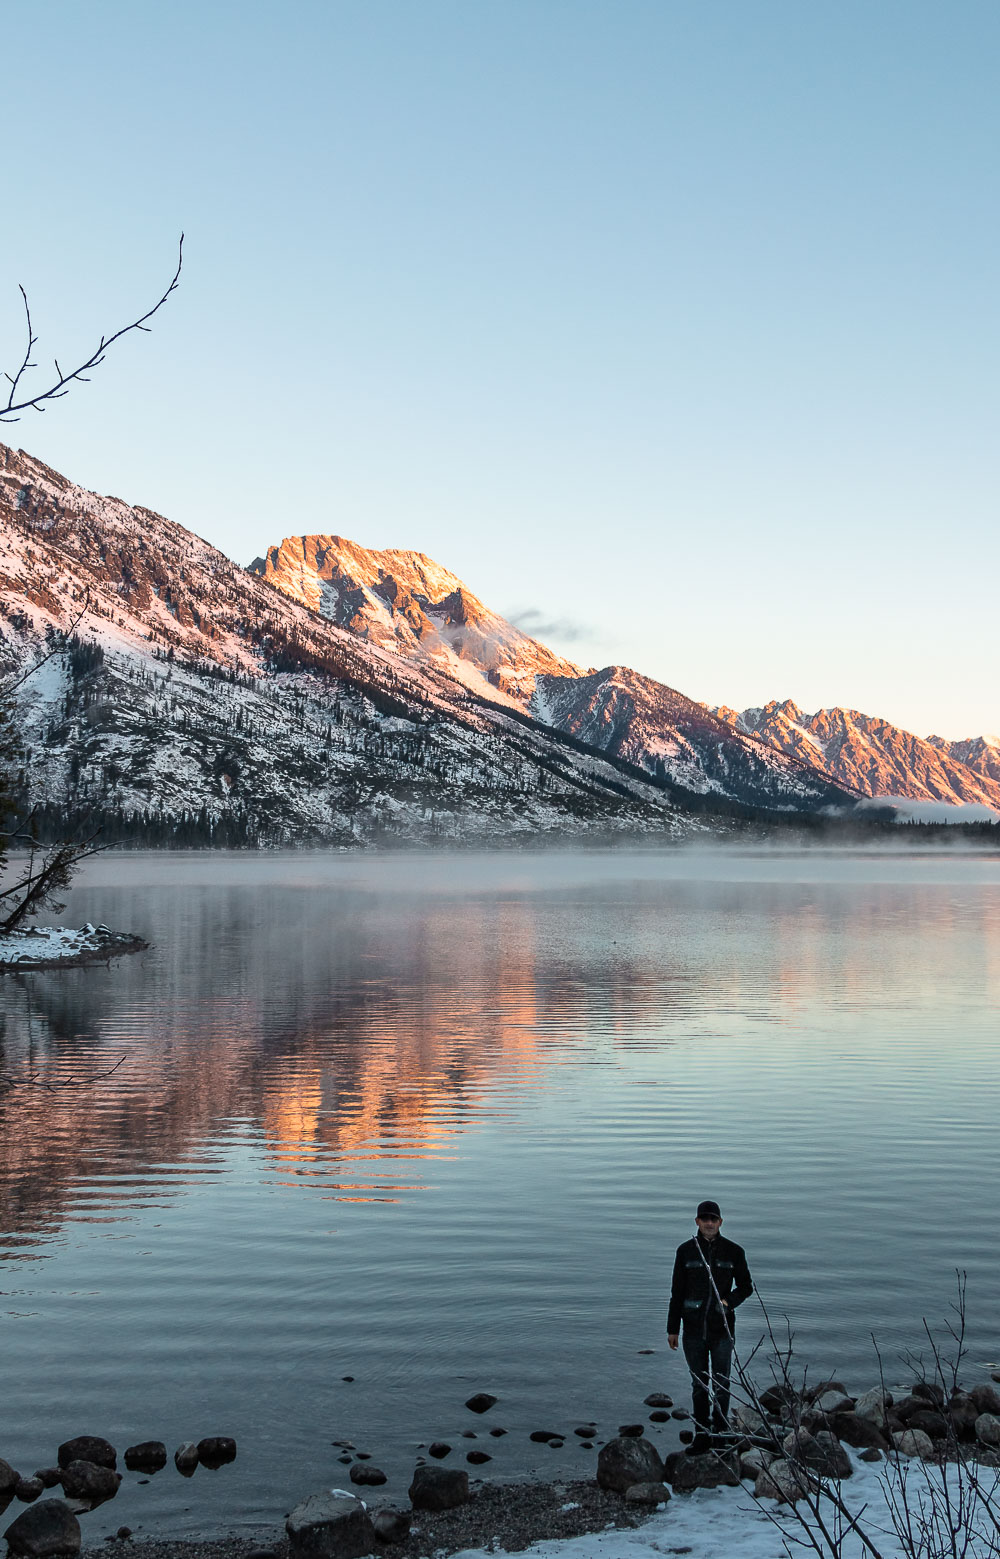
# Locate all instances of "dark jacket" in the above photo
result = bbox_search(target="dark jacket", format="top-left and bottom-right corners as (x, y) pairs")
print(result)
(666, 1232), (753, 1338)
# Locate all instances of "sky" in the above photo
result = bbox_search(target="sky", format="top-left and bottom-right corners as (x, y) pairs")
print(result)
(2, 1), (997, 739)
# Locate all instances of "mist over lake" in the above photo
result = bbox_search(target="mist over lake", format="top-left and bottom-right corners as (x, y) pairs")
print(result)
(2, 847), (999, 1539)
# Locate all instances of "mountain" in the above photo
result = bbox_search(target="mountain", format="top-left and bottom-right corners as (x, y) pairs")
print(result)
(715, 701), (1000, 812)
(249, 534), (585, 704)
(254, 533), (856, 814)
(0, 443), (704, 844)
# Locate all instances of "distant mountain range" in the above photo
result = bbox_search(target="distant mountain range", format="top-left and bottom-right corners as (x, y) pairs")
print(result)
(0, 441), (994, 844)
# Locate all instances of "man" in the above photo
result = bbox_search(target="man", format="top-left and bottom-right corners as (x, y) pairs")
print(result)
(667, 1200), (753, 1455)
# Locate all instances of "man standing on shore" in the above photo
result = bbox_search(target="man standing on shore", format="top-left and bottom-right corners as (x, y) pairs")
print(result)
(667, 1200), (753, 1456)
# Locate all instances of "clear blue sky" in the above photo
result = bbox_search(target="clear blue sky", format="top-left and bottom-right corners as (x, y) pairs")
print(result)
(3, 1), (997, 738)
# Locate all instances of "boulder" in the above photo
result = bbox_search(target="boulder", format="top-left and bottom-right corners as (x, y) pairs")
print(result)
(815, 1391), (854, 1417)
(407, 1466), (469, 1511)
(427, 1443), (451, 1459)
(806, 1380), (847, 1404)
(975, 1414), (1000, 1448)
(529, 1432), (560, 1444)
(755, 1459), (818, 1504)
(596, 1437), (665, 1494)
(859, 1448), (882, 1463)
(465, 1394), (498, 1414)
(196, 1438), (236, 1467)
(173, 1444), (199, 1474)
(3, 1500), (81, 1557)
(58, 1463), (121, 1504)
(949, 1393), (980, 1437)
(912, 1381), (945, 1406)
(371, 1509), (411, 1544)
(643, 1394), (673, 1408)
(739, 1446), (777, 1478)
(830, 1413), (889, 1452)
(348, 1464), (386, 1486)
(797, 1431), (853, 1480)
(647, 1412), (671, 1424)
(730, 1403), (767, 1436)
(669, 1451), (741, 1492)
(123, 1444), (167, 1473)
(617, 1424), (644, 1438)
(31, 1477), (60, 1494)
(466, 1452), (491, 1465)
(14, 1481), (43, 1504)
(759, 1384), (799, 1417)
(895, 1394), (932, 1423)
(893, 1429), (935, 1460)
(970, 1385), (1000, 1417)
(56, 1440), (116, 1473)
(0, 1464), (19, 1497)
(625, 1482), (671, 1505)
(907, 1410), (948, 1439)
(854, 1388), (892, 1426)
(285, 1492), (376, 1559)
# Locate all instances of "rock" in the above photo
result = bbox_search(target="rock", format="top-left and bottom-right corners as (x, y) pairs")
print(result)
(56, 1441), (116, 1473)
(949, 1393), (980, 1437)
(755, 1459), (818, 1503)
(970, 1385), (1000, 1416)
(730, 1403), (767, 1436)
(893, 1429), (935, 1460)
(460, 1432), (477, 1440)
(907, 1410), (948, 1438)
(647, 1411), (671, 1423)
(196, 1438), (236, 1467)
(407, 1465), (469, 1511)
(14, 1481), (43, 1505)
(285, 1492), (376, 1559)
(815, 1391), (854, 1416)
(670, 1409), (689, 1420)
(895, 1394), (932, 1423)
(625, 1482), (671, 1505)
(830, 1413), (889, 1451)
(617, 1424), (644, 1438)
(348, 1464), (386, 1486)
(427, 1443), (451, 1460)
(58, 1463), (121, 1504)
(547, 1441), (564, 1449)
(670, 1451), (741, 1491)
(529, 1431), (560, 1444)
(859, 1448), (882, 1463)
(794, 1431), (853, 1479)
(976, 1414), (1000, 1448)
(912, 1381), (945, 1406)
(464, 1394), (498, 1414)
(643, 1394), (673, 1408)
(3, 1500), (81, 1557)
(0, 1464), (20, 1497)
(466, 1452), (491, 1465)
(596, 1436), (665, 1494)
(739, 1446), (777, 1478)
(173, 1444), (199, 1474)
(759, 1384), (799, 1416)
(123, 1445), (167, 1473)
(371, 1509), (411, 1544)
(806, 1380), (847, 1404)
(115, 1528), (131, 1540)
(31, 1476), (61, 1494)
(573, 1427), (596, 1438)
(488, 1429), (507, 1438)
(853, 1388), (892, 1427)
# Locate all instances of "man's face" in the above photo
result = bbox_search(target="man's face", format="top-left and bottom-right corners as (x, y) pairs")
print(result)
(696, 1214), (722, 1240)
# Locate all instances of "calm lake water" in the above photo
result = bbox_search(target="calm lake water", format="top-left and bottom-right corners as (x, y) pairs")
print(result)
(2, 847), (999, 1538)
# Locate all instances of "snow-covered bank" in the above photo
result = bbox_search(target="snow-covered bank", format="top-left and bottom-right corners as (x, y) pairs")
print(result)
(0, 922), (147, 970)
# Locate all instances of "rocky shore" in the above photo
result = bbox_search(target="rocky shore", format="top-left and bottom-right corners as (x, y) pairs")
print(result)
(0, 924), (148, 972)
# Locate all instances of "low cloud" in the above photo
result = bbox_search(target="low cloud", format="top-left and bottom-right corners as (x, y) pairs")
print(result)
(507, 607), (595, 645)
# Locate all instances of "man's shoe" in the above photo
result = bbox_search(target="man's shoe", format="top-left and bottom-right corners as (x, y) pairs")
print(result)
(685, 1433), (711, 1457)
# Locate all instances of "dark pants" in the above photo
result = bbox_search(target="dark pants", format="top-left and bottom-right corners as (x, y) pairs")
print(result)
(682, 1329), (734, 1434)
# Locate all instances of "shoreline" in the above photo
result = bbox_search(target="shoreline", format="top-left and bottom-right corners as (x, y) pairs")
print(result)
(0, 925), (148, 972)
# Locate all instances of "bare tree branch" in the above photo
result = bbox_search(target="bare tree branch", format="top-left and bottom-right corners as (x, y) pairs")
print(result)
(1, 236), (183, 423)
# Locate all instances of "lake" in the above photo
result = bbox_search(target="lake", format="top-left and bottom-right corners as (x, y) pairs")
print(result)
(2, 847), (999, 1538)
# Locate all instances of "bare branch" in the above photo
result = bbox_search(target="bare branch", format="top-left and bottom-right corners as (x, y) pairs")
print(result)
(1, 236), (183, 423)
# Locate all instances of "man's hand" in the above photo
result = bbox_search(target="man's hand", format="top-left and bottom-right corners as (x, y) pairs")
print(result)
(667, 1333), (679, 1350)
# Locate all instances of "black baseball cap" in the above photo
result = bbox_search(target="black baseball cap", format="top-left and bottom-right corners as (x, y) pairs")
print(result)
(697, 1200), (722, 1220)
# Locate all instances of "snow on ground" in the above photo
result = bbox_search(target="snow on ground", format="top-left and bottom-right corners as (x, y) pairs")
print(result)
(448, 1454), (1000, 1559)
(0, 923), (143, 968)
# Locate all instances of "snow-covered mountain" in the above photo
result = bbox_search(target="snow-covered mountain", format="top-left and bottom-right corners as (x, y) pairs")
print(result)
(249, 534), (585, 705)
(715, 701), (1000, 812)
(254, 533), (855, 813)
(0, 444), (704, 844)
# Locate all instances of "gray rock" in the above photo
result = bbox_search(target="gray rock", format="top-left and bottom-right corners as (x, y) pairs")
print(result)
(815, 1391), (854, 1416)
(529, 1432), (560, 1444)
(31, 1476), (61, 1494)
(971, 1385), (1000, 1417)
(465, 1452), (491, 1465)
(624, 1482), (671, 1505)
(799, 1431), (853, 1479)
(755, 1459), (819, 1504)
(617, 1424), (645, 1438)
(596, 1437), (665, 1494)
(407, 1466), (469, 1511)
(806, 1380), (847, 1404)
(58, 1463), (121, 1504)
(285, 1493), (376, 1559)
(427, 1443), (451, 1459)
(976, 1414), (1000, 1448)
(0, 1463), (20, 1497)
(643, 1394), (673, 1408)
(647, 1411), (671, 1424)
(853, 1388), (891, 1426)
(3, 1500), (81, 1557)
(464, 1394), (498, 1414)
(893, 1429), (935, 1460)
(670, 1451), (741, 1491)
(14, 1481), (43, 1504)
(908, 1410), (948, 1438)
(196, 1438), (236, 1467)
(56, 1440), (116, 1473)
(573, 1427), (596, 1438)
(831, 1413), (889, 1451)
(759, 1384), (799, 1416)
(912, 1381), (945, 1406)
(173, 1444), (199, 1474)
(123, 1444), (167, 1473)
(739, 1446), (777, 1477)
(348, 1464), (386, 1486)
(730, 1403), (767, 1436)
(949, 1393), (980, 1436)
(371, 1509), (411, 1543)
(859, 1448), (883, 1462)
